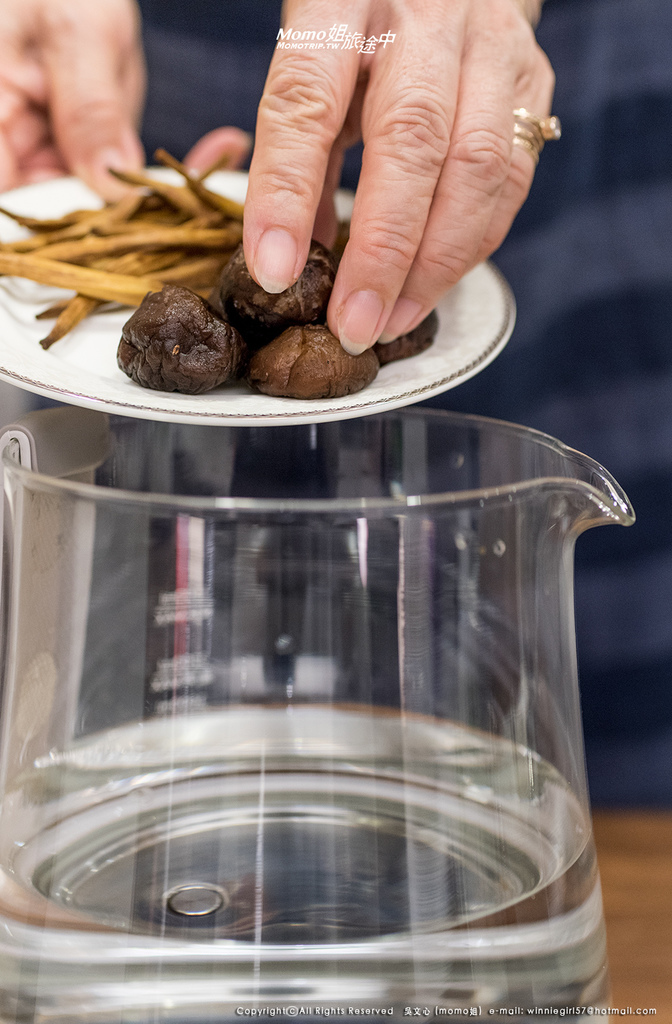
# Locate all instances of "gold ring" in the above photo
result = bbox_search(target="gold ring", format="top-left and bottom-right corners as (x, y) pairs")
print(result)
(513, 108), (561, 165)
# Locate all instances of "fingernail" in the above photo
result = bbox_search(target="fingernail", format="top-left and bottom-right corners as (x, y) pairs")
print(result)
(254, 228), (298, 293)
(338, 290), (385, 355)
(378, 298), (423, 343)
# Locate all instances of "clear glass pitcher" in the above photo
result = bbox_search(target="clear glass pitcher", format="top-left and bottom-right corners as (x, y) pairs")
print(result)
(0, 407), (634, 1023)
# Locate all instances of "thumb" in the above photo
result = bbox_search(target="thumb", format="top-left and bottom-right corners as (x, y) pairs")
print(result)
(40, 11), (144, 197)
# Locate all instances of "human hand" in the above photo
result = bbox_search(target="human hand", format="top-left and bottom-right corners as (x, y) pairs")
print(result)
(0, 0), (145, 199)
(243, 0), (555, 351)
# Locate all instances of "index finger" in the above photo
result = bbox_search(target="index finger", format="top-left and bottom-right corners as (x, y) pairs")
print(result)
(244, 10), (364, 293)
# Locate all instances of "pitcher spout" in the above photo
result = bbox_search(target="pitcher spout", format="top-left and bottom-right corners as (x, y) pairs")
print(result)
(549, 445), (635, 532)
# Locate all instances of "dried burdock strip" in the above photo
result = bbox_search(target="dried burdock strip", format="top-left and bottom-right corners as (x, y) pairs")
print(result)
(92, 212), (220, 236)
(36, 300), (71, 320)
(196, 150), (235, 181)
(0, 207), (85, 232)
(153, 148), (198, 180)
(98, 249), (187, 276)
(97, 190), (147, 224)
(8, 193), (147, 253)
(0, 252), (163, 305)
(33, 224), (242, 263)
(108, 168), (205, 218)
(154, 149), (245, 221)
(40, 295), (101, 349)
(11, 225), (94, 253)
(35, 250), (188, 329)
(157, 254), (231, 288)
(37, 299), (125, 320)
(183, 178), (245, 222)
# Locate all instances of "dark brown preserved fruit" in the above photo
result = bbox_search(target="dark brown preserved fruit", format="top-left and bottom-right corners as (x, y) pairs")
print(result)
(373, 309), (439, 366)
(218, 240), (337, 348)
(248, 324), (380, 400)
(117, 285), (247, 394)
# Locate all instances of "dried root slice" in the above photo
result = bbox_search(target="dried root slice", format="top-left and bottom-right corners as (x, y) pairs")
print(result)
(32, 224), (242, 264)
(195, 149), (237, 181)
(158, 254), (232, 289)
(154, 149), (245, 221)
(40, 295), (101, 349)
(9, 193), (146, 252)
(108, 168), (205, 218)
(0, 251), (163, 305)
(34, 253), (230, 340)
(0, 206), (87, 232)
(89, 249), (187, 277)
(36, 301), (71, 321)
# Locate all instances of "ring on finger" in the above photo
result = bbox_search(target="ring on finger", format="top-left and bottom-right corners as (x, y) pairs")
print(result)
(513, 108), (561, 165)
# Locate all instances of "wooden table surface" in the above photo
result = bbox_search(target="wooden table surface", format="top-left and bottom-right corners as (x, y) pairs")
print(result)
(593, 811), (672, 1018)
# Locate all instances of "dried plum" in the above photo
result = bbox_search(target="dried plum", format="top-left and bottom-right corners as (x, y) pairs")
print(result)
(118, 285), (247, 394)
(218, 240), (337, 348)
(247, 324), (379, 400)
(373, 309), (439, 366)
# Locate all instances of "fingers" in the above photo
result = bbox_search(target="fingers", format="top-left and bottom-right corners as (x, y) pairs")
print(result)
(375, 31), (516, 341)
(244, 2), (365, 293)
(326, 18), (461, 353)
(476, 49), (555, 261)
(247, 0), (555, 356)
(38, 0), (145, 198)
(184, 127), (253, 175)
(378, 9), (554, 341)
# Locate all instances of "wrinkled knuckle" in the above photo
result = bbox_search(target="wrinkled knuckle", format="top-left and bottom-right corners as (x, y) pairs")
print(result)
(376, 95), (450, 172)
(416, 245), (470, 289)
(357, 223), (418, 273)
(257, 163), (319, 209)
(261, 58), (342, 141)
(451, 125), (511, 185)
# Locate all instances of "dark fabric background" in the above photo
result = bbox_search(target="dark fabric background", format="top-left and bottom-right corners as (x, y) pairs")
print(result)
(137, 0), (672, 806)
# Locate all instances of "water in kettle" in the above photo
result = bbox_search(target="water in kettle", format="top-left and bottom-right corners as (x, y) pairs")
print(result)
(0, 706), (609, 1022)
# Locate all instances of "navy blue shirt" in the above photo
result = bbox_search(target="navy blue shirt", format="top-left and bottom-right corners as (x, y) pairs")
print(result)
(137, 0), (672, 806)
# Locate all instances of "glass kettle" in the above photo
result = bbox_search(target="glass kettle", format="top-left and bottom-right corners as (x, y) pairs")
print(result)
(0, 406), (634, 1022)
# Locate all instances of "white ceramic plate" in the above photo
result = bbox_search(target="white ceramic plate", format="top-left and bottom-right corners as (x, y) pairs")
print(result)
(0, 171), (515, 425)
